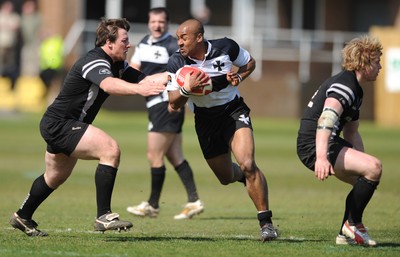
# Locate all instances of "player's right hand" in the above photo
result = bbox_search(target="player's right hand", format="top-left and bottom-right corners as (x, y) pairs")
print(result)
(138, 80), (166, 96)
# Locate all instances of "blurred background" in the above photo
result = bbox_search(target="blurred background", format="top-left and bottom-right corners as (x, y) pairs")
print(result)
(1, 0), (400, 127)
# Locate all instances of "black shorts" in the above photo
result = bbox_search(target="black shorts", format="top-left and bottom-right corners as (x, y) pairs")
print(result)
(296, 134), (353, 171)
(148, 101), (184, 133)
(40, 116), (89, 156)
(194, 97), (252, 159)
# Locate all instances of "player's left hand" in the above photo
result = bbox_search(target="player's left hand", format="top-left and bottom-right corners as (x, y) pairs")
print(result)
(184, 69), (210, 92)
(227, 72), (241, 86)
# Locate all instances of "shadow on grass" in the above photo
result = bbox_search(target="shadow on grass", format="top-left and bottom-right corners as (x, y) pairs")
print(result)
(198, 216), (254, 220)
(103, 235), (328, 243)
(274, 238), (400, 248)
(18, 231), (400, 249)
(105, 236), (217, 242)
(374, 242), (400, 248)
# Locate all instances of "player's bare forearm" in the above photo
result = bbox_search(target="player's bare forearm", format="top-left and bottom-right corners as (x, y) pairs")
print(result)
(237, 56), (256, 80)
(168, 90), (188, 110)
(140, 72), (169, 86)
(315, 129), (335, 180)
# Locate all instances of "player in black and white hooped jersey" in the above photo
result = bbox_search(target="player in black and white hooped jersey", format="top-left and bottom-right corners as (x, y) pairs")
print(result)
(297, 35), (383, 246)
(9, 18), (167, 237)
(126, 7), (204, 220)
(166, 19), (278, 242)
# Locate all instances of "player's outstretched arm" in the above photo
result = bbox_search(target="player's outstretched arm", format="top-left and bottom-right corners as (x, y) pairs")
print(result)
(100, 77), (165, 97)
(140, 72), (169, 86)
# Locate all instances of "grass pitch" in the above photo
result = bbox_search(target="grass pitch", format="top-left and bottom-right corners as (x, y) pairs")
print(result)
(0, 110), (399, 257)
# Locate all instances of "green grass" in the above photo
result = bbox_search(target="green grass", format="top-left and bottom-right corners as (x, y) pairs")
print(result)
(0, 110), (399, 257)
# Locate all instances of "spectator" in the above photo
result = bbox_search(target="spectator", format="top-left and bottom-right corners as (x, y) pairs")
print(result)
(0, 0), (21, 90)
(20, 0), (41, 77)
(39, 28), (64, 103)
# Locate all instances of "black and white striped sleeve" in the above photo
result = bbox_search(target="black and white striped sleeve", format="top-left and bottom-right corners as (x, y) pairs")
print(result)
(82, 59), (113, 86)
(326, 83), (355, 108)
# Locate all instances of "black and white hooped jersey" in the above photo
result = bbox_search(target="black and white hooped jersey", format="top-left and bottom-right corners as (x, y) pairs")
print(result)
(44, 47), (145, 124)
(131, 33), (178, 75)
(298, 70), (363, 138)
(130, 33), (178, 105)
(166, 37), (251, 108)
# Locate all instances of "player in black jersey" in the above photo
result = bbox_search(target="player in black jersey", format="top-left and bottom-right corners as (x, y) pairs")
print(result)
(126, 7), (204, 220)
(297, 35), (383, 246)
(166, 19), (278, 242)
(9, 18), (167, 236)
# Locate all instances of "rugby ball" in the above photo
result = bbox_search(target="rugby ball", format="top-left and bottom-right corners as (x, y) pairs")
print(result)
(175, 66), (212, 96)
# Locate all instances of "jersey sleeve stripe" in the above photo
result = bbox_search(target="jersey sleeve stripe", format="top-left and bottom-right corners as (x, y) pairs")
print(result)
(82, 59), (110, 71)
(327, 83), (355, 105)
(82, 59), (111, 78)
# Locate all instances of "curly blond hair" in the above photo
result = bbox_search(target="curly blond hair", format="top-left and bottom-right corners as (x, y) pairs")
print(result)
(341, 35), (383, 71)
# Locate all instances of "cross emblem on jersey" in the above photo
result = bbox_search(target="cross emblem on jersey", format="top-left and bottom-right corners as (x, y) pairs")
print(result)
(238, 114), (250, 125)
(154, 50), (161, 59)
(213, 60), (225, 71)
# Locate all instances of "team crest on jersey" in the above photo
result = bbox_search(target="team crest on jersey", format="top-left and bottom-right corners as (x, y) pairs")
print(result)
(99, 68), (111, 75)
(238, 114), (250, 125)
(212, 60), (225, 71)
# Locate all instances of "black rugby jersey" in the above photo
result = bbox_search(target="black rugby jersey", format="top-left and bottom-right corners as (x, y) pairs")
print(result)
(44, 47), (145, 123)
(298, 70), (363, 138)
(131, 33), (178, 105)
(166, 37), (251, 108)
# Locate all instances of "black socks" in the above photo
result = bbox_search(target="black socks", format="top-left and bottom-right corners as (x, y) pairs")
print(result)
(348, 177), (379, 224)
(258, 210), (273, 227)
(148, 166), (166, 208)
(175, 160), (199, 203)
(339, 176), (379, 234)
(95, 164), (117, 217)
(17, 174), (54, 220)
(17, 164), (119, 220)
(339, 189), (353, 235)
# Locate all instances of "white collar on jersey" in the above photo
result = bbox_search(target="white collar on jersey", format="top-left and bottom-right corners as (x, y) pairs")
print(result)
(147, 32), (172, 45)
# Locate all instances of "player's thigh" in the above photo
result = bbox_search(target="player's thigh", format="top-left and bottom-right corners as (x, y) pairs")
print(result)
(72, 124), (119, 160)
(165, 133), (184, 166)
(334, 147), (381, 182)
(148, 132), (174, 153)
(231, 127), (255, 166)
(206, 153), (234, 184)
